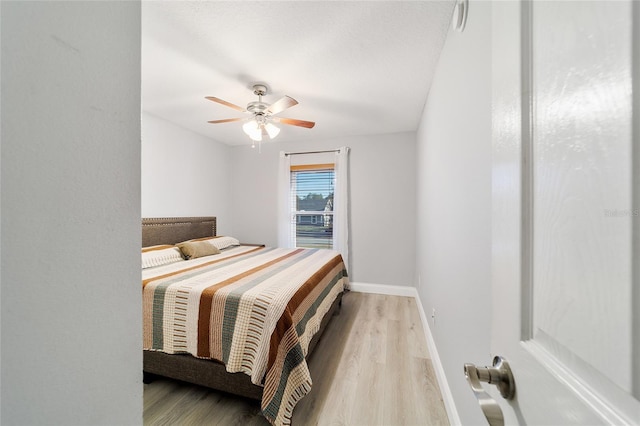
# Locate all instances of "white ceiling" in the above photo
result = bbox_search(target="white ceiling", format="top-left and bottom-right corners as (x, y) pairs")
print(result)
(142, 1), (455, 146)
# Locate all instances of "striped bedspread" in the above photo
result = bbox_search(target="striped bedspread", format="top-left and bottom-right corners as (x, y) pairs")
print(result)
(142, 245), (348, 425)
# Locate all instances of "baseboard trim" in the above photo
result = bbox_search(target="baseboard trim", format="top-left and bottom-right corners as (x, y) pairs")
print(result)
(348, 281), (460, 425)
(414, 293), (461, 426)
(348, 282), (417, 297)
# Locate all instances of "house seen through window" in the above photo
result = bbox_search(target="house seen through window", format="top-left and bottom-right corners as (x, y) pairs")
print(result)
(290, 164), (334, 249)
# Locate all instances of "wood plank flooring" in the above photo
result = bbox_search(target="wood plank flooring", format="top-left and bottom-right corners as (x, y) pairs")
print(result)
(144, 292), (449, 426)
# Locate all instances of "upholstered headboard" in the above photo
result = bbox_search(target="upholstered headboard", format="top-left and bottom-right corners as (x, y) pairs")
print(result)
(141, 217), (217, 247)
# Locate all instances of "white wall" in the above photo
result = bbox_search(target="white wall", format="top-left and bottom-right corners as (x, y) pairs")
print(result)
(1, 2), (142, 424)
(416, 1), (492, 424)
(141, 112), (234, 236)
(231, 133), (416, 286)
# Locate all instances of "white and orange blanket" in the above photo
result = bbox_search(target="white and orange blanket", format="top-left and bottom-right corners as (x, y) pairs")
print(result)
(142, 245), (348, 425)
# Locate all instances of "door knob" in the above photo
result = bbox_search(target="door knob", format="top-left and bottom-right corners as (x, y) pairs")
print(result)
(464, 356), (515, 426)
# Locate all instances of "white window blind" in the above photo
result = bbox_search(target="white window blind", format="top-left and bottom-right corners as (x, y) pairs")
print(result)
(289, 164), (335, 249)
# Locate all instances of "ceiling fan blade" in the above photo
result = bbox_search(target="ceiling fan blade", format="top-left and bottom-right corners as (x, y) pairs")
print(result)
(207, 117), (244, 124)
(266, 96), (298, 115)
(277, 117), (316, 129)
(205, 96), (246, 112)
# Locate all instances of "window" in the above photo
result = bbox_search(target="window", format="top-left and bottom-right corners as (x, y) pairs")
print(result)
(289, 164), (334, 249)
(278, 148), (349, 271)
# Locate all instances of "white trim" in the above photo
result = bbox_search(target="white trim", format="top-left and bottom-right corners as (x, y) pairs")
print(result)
(414, 292), (461, 426)
(348, 282), (417, 297)
(348, 281), (461, 425)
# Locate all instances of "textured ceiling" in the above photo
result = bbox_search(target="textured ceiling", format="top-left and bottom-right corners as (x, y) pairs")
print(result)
(142, 1), (455, 146)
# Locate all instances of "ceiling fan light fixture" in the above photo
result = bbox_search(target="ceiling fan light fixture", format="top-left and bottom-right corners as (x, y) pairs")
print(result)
(242, 120), (262, 141)
(264, 122), (280, 139)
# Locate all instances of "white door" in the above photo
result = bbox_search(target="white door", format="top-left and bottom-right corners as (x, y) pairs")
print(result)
(487, 1), (640, 424)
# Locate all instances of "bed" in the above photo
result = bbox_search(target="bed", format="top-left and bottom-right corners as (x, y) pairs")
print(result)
(141, 217), (348, 425)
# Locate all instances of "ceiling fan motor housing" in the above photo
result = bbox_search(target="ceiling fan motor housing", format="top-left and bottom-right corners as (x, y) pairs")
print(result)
(247, 84), (269, 113)
(247, 101), (268, 114)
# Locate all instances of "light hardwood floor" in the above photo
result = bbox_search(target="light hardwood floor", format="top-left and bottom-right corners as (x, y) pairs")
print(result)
(144, 292), (449, 426)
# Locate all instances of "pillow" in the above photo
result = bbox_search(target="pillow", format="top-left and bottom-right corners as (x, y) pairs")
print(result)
(142, 245), (184, 269)
(176, 241), (221, 260)
(185, 236), (241, 250)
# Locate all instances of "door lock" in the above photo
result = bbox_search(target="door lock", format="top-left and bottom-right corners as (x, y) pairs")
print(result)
(464, 356), (515, 426)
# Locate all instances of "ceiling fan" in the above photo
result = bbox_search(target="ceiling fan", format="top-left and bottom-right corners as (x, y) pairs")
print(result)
(206, 84), (315, 143)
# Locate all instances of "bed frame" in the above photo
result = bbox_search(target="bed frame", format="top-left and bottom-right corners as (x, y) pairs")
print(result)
(142, 216), (343, 401)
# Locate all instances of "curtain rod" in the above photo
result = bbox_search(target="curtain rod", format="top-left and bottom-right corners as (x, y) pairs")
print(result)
(284, 148), (342, 157)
